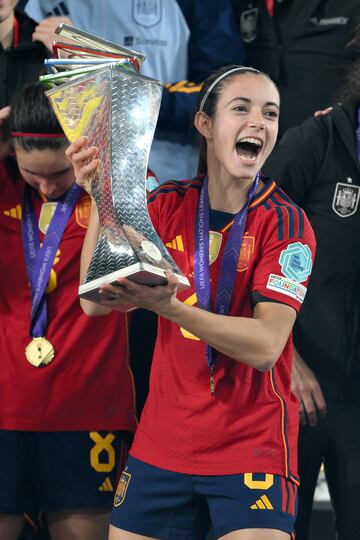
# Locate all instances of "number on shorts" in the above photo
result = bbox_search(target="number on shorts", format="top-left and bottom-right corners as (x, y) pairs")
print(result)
(244, 473), (274, 490)
(89, 432), (116, 473)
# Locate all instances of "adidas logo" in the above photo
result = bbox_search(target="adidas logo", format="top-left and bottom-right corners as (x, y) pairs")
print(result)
(4, 204), (22, 220)
(166, 235), (184, 252)
(98, 476), (114, 492)
(250, 494), (274, 510)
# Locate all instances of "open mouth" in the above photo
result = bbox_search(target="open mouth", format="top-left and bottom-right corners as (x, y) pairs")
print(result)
(235, 137), (263, 162)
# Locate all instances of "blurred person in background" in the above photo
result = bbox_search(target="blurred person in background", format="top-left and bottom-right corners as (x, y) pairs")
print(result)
(263, 24), (360, 540)
(232, 0), (360, 136)
(0, 0), (49, 108)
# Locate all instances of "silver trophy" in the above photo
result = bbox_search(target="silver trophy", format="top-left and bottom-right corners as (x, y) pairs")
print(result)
(45, 25), (189, 310)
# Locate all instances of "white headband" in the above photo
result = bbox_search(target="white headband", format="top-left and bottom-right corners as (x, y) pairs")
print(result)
(199, 66), (262, 113)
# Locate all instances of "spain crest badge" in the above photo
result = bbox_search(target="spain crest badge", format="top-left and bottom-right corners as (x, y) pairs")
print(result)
(114, 469), (132, 507)
(332, 182), (360, 218)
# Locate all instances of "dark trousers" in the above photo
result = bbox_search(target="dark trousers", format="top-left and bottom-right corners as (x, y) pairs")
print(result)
(129, 309), (157, 417)
(295, 401), (360, 540)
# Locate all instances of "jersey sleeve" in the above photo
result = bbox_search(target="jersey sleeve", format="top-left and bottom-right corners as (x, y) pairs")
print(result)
(157, 0), (245, 133)
(251, 207), (316, 313)
(147, 190), (160, 235)
(263, 115), (327, 205)
(146, 181), (177, 237)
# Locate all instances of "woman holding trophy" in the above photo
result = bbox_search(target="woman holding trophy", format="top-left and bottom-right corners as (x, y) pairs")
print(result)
(68, 66), (316, 540)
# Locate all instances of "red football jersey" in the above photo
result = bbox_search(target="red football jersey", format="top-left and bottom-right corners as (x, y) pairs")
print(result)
(0, 160), (137, 432)
(130, 177), (316, 479)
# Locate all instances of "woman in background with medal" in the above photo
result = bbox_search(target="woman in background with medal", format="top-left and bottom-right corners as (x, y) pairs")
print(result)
(0, 83), (136, 540)
(69, 65), (316, 540)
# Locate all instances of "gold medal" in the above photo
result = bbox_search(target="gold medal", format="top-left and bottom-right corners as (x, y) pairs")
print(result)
(25, 337), (55, 367)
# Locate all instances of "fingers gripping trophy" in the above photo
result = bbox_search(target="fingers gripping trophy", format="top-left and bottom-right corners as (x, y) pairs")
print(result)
(43, 25), (189, 310)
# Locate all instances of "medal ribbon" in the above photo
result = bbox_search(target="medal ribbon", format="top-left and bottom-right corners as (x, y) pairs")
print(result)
(194, 174), (260, 375)
(22, 183), (81, 338)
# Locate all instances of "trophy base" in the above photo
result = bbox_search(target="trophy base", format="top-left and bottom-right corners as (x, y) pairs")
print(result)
(79, 262), (190, 312)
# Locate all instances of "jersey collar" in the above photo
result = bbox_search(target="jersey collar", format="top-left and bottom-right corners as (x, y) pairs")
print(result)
(220, 178), (277, 232)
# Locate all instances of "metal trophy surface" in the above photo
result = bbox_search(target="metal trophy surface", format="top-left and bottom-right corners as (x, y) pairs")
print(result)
(44, 25), (190, 310)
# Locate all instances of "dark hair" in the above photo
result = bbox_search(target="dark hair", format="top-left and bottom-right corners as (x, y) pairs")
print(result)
(337, 24), (360, 104)
(337, 58), (360, 104)
(9, 83), (67, 152)
(195, 65), (277, 176)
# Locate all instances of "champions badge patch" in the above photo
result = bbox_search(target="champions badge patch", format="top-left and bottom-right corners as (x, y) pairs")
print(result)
(114, 469), (132, 507)
(279, 242), (312, 283)
(267, 274), (306, 303)
(209, 231), (222, 265)
(332, 182), (360, 217)
(38, 202), (57, 234)
(132, 0), (162, 28)
(240, 8), (259, 43)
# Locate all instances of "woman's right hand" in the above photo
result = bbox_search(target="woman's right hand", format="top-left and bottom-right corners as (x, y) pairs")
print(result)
(292, 346), (327, 426)
(32, 15), (74, 53)
(65, 136), (100, 196)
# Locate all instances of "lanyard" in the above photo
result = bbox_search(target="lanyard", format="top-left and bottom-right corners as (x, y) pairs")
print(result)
(21, 183), (80, 338)
(13, 16), (19, 48)
(265, 0), (275, 17)
(194, 174), (260, 394)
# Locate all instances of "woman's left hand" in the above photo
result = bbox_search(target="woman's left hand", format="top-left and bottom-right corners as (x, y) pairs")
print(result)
(99, 269), (180, 316)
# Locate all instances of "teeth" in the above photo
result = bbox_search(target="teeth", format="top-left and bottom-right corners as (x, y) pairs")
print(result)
(238, 137), (262, 147)
(239, 154), (257, 162)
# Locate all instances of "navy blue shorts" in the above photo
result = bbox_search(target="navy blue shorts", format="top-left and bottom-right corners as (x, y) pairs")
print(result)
(110, 456), (297, 539)
(0, 430), (130, 514)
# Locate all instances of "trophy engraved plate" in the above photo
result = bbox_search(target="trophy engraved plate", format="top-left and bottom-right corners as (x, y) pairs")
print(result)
(46, 57), (189, 310)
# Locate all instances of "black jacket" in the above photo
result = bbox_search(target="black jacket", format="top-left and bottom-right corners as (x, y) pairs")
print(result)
(264, 102), (360, 401)
(232, 0), (360, 135)
(0, 9), (49, 108)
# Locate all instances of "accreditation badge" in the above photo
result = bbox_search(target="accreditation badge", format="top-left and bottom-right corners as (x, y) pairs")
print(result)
(25, 337), (55, 367)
